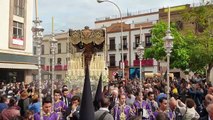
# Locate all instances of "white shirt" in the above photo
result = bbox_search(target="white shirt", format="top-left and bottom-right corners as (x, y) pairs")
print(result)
(99, 107), (109, 112)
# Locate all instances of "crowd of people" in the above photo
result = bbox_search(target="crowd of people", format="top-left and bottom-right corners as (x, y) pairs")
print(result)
(0, 76), (212, 120)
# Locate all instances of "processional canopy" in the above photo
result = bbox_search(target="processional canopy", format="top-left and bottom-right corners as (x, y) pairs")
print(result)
(65, 26), (108, 87)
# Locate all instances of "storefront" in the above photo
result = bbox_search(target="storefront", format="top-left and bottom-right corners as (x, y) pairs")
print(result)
(0, 53), (42, 84)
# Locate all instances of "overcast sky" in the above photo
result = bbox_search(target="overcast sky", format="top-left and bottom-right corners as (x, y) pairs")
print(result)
(37, 0), (202, 34)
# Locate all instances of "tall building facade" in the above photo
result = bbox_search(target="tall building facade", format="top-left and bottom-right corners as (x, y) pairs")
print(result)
(95, 8), (159, 80)
(0, 0), (36, 83)
(40, 33), (72, 81)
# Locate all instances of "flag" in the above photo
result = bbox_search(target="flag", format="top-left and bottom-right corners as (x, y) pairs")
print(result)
(79, 66), (95, 120)
(93, 73), (103, 111)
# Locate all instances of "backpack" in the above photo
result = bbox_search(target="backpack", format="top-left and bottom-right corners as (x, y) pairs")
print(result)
(98, 111), (108, 120)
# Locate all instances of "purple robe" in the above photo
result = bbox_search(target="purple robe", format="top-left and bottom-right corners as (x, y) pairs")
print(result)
(34, 112), (59, 120)
(67, 93), (73, 99)
(133, 100), (153, 119)
(54, 100), (67, 113)
(112, 104), (133, 120)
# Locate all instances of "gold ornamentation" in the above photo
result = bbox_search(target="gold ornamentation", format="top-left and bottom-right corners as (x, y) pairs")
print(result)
(69, 26), (105, 45)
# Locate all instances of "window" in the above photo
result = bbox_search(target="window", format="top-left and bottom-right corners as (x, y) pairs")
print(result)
(14, 0), (25, 17)
(134, 35), (140, 49)
(56, 74), (62, 80)
(109, 37), (116, 50)
(41, 45), (44, 55)
(123, 36), (128, 49)
(49, 58), (52, 66)
(145, 34), (152, 47)
(66, 58), (70, 65)
(176, 21), (183, 30)
(135, 53), (139, 60)
(57, 58), (62, 65)
(120, 36), (128, 50)
(109, 54), (116, 67)
(33, 46), (36, 55)
(120, 53), (127, 61)
(58, 43), (61, 53)
(13, 21), (24, 39)
(195, 22), (205, 33)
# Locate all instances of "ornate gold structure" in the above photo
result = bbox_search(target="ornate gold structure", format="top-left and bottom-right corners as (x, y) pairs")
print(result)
(65, 26), (108, 87)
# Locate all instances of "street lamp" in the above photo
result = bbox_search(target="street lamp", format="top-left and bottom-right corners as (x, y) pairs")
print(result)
(163, 7), (174, 111)
(136, 41), (144, 86)
(32, 0), (44, 119)
(50, 31), (58, 106)
(97, 0), (124, 79)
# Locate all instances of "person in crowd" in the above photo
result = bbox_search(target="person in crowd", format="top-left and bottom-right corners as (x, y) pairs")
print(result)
(199, 93), (213, 117)
(64, 95), (80, 120)
(177, 98), (200, 120)
(28, 93), (41, 113)
(208, 87), (213, 95)
(0, 95), (8, 112)
(0, 97), (20, 119)
(95, 97), (114, 120)
(53, 89), (67, 119)
(154, 97), (172, 119)
(111, 94), (134, 120)
(146, 92), (158, 112)
(34, 97), (59, 120)
(67, 88), (76, 99)
(126, 90), (135, 106)
(23, 110), (34, 120)
(155, 112), (169, 120)
(61, 88), (71, 107)
(109, 88), (119, 111)
(169, 97), (183, 120)
(200, 103), (213, 120)
(132, 91), (150, 119)
(18, 90), (30, 116)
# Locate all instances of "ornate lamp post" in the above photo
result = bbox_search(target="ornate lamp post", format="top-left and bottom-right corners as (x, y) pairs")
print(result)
(50, 20), (58, 105)
(32, 0), (44, 119)
(136, 41), (144, 86)
(97, 0), (124, 79)
(163, 7), (174, 111)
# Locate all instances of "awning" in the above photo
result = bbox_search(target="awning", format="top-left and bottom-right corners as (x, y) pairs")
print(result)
(0, 63), (38, 70)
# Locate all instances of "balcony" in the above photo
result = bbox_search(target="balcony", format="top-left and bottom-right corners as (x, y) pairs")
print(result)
(133, 59), (153, 66)
(64, 65), (67, 70)
(119, 60), (128, 67)
(41, 65), (45, 70)
(46, 66), (51, 71)
(55, 65), (63, 71)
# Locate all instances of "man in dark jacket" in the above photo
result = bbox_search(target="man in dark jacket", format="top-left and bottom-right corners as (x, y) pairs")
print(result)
(63, 96), (80, 120)
(61, 88), (71, 107)
(200, 103), (213, 120)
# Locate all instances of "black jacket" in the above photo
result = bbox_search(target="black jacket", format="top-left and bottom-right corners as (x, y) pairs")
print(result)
(63, 106), (80, 120)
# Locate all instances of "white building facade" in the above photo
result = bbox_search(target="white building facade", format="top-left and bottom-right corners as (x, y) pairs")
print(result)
(0, 0), (36, 84)
(95, 9), (160, 80)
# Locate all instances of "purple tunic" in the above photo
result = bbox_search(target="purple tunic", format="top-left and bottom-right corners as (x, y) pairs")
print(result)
(112, 104), (133, 120)
(34, 112), (59, 120)
(54, 100), (67, 112)
(133, 100), (153, 119)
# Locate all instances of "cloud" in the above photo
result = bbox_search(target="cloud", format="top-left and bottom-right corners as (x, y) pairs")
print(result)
(36, 0), (196, 34)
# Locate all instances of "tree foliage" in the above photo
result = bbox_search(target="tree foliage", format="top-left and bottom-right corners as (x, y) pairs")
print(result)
(183, 3), (213, 78)
(144, 21), (189, 70)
